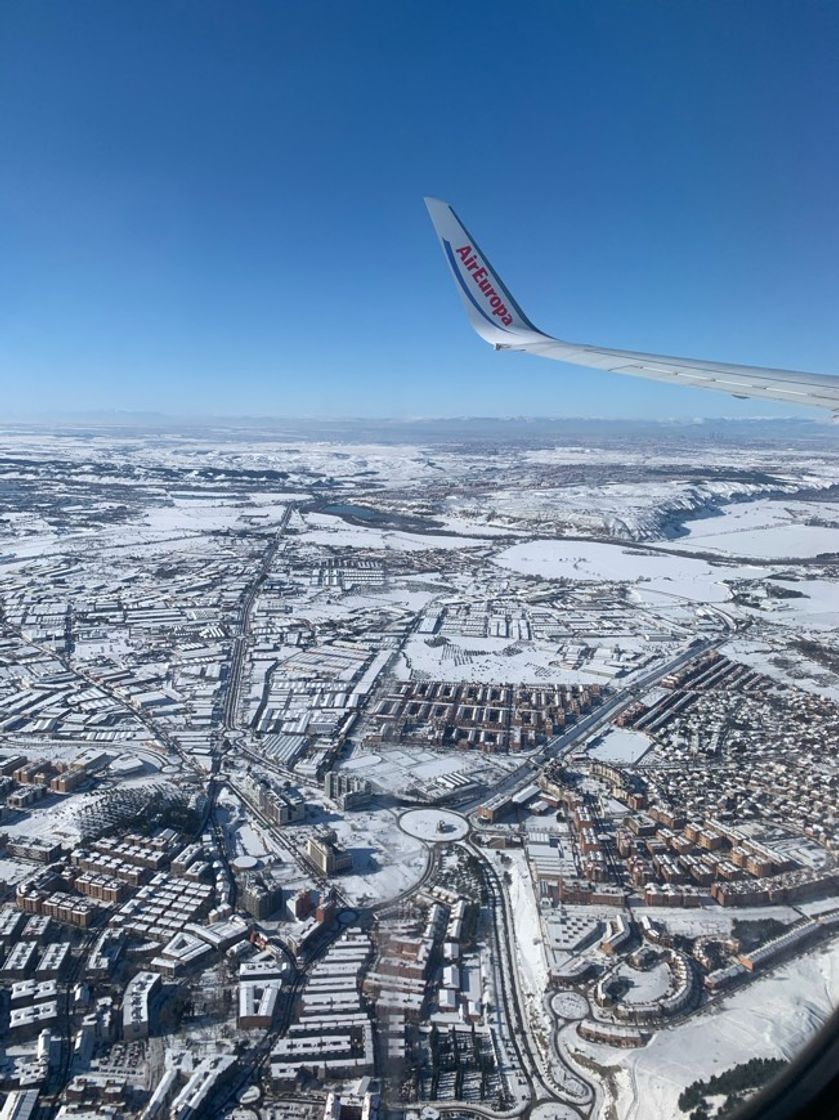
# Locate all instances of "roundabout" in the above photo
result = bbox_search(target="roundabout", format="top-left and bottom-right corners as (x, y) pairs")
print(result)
(551, 990), (588, 1020)
(398, 807), (470, 842)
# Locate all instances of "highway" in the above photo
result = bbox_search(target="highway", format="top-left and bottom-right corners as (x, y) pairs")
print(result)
(419, 637), (730, 1117)
(418, 843), (595, 1119)
(469, 844), (592, 1119)
(204, 504), (296, 902)
(13, 506), (734, 1117)
(220, 503), (294, 734)
(460, 634), (726, 819)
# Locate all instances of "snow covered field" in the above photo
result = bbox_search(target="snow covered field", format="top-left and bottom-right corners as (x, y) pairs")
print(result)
(723, 636), (839, 701)
(574, 941), (839, 1120)
(338, 743), (518, 796)
(494, 539), (738, 603)
(666, 499), (839, 558)
(739, 579), (839, 631)
(398, 632), (615, 686)
(588, 728), (652, 764)
(502, 849), (552, 1029)
(322, 804), (428, 906)
(301, 511), (492, 552)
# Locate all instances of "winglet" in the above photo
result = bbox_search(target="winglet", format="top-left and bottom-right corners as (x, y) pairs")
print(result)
(424, 197), (543, 345)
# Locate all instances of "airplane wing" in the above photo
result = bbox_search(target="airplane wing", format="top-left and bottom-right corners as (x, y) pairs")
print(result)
(424, 196), (839, 413)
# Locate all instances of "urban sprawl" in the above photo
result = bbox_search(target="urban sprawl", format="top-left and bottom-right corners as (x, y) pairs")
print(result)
(0, 424), (837, 1120)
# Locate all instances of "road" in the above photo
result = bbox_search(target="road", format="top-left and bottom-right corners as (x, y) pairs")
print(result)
(213, 921), (343, 1117)
(11, 508), (295, 1110)
(459, 634), (726, 819)
(470, 844), (593, 1118)
(416, 638), (730, 1116)
(221, 503), (294, 734)
(206, 504), (296, 900)
(414, 842), (595, 1119)
(42, 929), (99, 1119)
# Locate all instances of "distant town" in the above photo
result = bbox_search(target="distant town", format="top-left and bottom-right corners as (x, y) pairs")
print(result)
(0, 420), (837, 1120)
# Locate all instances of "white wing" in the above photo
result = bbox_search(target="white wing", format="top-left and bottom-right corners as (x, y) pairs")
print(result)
(424, 197), (839, 413)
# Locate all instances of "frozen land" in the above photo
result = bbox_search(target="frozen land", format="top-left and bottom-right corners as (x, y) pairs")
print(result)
(0, 417), (836, 1120)
(584, 943), (839, 1120)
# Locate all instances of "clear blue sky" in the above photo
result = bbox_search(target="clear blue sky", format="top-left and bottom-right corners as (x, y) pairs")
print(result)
(2, 1), (838, 420)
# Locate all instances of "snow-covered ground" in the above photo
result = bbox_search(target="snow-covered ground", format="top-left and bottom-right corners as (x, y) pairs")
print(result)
(588, 728), (652, 764)
(724, 637), (839, 700)
(502, 849), (553, 1031)
(493, 539), (742, 603)
(572, 941), (839, 1120)
(667, 499), (839, 558)
(397, 633), (617, 686)
(398, 807), (469, 842)
(739, 579), (839, 632)
(312, 802), (428, 907)
(234, 822), (270, 858)
(337, 742), (518, 797)
(301, 511), (492, 552)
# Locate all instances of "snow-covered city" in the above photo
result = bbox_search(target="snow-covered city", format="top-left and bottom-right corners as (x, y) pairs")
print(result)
(0, 418), (836, 1120)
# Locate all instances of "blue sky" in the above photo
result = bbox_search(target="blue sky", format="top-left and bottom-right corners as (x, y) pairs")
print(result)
(2, 1), (838, 420)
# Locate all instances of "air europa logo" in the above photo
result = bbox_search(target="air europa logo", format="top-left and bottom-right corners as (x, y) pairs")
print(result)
(456, 244), (514, 327)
